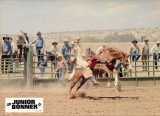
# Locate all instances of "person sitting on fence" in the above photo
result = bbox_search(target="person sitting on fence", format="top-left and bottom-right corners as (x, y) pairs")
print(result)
(55, 55), (66, 81)
(151, 41), (160, 69)
(130, 40), (141, 63)
(32, 32), (45, 66)
(1, 37), (12, 73)
(61, 39), (71, 73)
(142, 38), (150, 70)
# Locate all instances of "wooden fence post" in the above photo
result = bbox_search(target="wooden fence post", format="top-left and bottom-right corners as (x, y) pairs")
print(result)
(153, 58), (156, 86)
(135, 61), (138, 86)
(26, 46), (33, 87)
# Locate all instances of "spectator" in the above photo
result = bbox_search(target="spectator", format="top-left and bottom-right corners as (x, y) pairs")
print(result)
(9, 37), (16, 55)
(151, 41), (160, 69)
(32, 32), (45, 66)
(51, 41), (59, 69)
(55, 55), (66, 81)
(130, 40), (140, 62)
(16, 35), (26, 62)
(38, 56), (47, 78)
(8, 37), (16, 72)
(22, 32), (30, 60)
(61, 40), (71, 72)
(52, 42), (59, 55)
(69, 41), (77, 72)
(1, 37), (12, 73)
(142, 39), (149, 70)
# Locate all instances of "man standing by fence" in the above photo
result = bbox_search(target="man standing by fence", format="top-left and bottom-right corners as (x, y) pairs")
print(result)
(1, 37), (12, 73)
(51, 41), (59, 69)
(130, 40), (141, 63)
(69, 41), (77, 73)
(62, 40), (71, 73)
(33, 32), (45, 66)
(151, 41), (160, 69)
(17, 34), (26, 62)
(142, 39), (150, 70)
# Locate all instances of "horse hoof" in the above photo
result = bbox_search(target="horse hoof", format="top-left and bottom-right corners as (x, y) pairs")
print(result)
(69, 94), (76, 99)
(78, 92), (86, 98)
(93, 82), (99, 86)
(115, 84), (122, 92)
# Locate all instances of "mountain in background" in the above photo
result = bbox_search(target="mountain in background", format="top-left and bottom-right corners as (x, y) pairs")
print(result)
(41, 27), (160, 42)
(1, 27), (160, 42)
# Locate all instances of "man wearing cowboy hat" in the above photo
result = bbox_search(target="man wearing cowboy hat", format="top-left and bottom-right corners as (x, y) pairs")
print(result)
(68, 41), (77, 72)
(52, 41), (58, 55)
(50, 41), (59, 69)
(142, 38), (150, 70)
(151, 41), (160, 69)
(32, 31), (45, 66)
(130, 39), (140, 62)
(62, 39), (72, 72)
(16, 32), (26, 62)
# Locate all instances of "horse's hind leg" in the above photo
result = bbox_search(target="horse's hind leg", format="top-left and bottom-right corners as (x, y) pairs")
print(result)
(106, 73), (111, 87)
(114, 72), (121, 92)
(75, 77), (88, 92)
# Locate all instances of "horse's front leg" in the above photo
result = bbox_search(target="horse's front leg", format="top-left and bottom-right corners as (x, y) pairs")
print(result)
(114, 70), (121, 92)
(106, 72), (112, 87)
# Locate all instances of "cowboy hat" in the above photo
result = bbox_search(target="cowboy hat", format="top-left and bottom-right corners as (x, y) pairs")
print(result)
(52, 41), (58, 45)
(74, 38), (81, 43)
(144, 39), (149, 42)
(131, 39), (138, 43)
(37, 31), (41, 36)
(156, 41), (160, 44)
(2, 37), (9, 40)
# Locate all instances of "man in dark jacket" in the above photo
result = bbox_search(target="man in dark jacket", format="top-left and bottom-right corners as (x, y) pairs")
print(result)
(1, 37), (12, 73)
(61, 40), (71, 72)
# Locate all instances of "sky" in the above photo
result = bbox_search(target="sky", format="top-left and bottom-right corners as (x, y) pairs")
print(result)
(0, 0), (160, 34)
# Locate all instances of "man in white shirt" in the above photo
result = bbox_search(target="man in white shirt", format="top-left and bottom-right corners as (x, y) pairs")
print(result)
(151, 41), (160, 69)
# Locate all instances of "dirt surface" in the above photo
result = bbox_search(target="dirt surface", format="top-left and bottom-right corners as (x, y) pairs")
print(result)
(0, 83), (160, 116)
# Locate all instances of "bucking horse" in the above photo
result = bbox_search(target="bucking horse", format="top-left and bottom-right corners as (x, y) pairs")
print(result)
(69, 47), (129, 99)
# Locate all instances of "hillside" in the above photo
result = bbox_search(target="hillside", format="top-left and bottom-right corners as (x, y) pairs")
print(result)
(0, 27), (160, 42)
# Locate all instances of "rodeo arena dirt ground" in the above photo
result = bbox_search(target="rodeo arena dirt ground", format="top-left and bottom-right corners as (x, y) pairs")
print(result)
(0, 85), (160, 116)
(0, 42), (160, 116)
